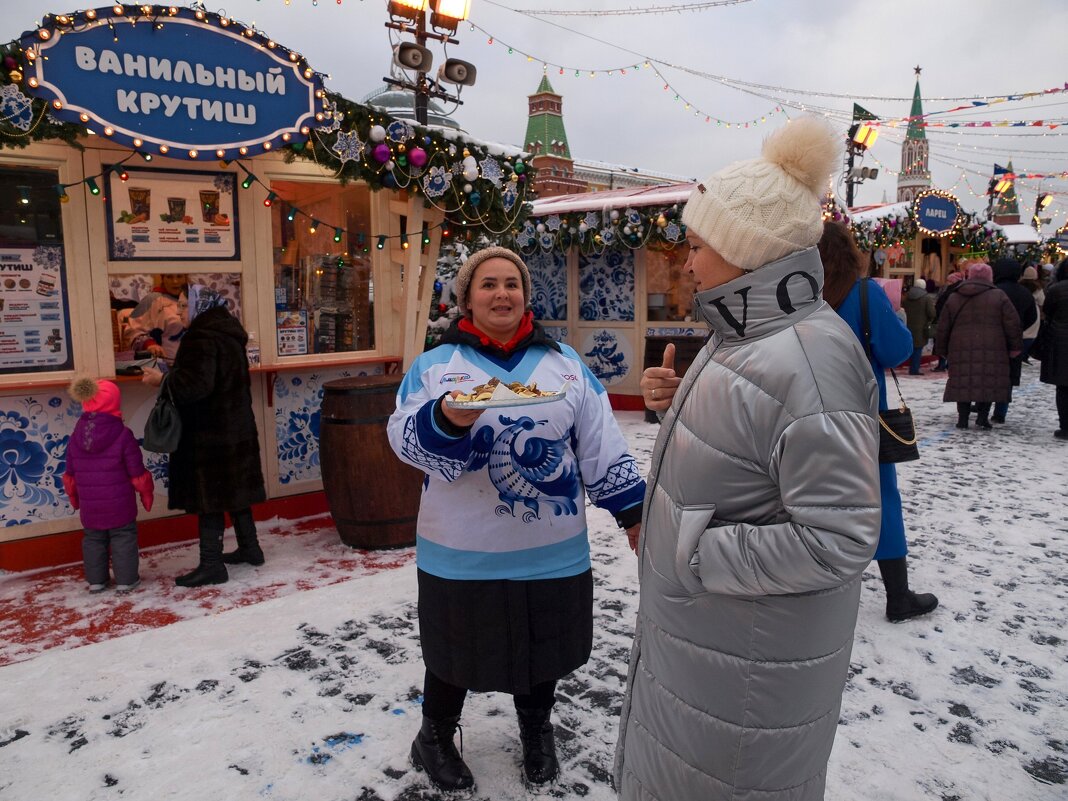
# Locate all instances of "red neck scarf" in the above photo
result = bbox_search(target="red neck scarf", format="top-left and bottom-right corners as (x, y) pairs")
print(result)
(458, 311), (535, 353)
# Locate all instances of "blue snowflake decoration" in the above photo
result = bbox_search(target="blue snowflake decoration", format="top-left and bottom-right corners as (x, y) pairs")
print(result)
(332, 130), (365, 165)
(539, 233), (555, 250)
(450, 161), (465, 176)
(663, 222), (683, 242)
(387, 120), (414, 143)
(516, 222), (536, 249)
(502, 182), (518, 212)
(545, 215), (562, 232)
(583, 211), (600, 229)
(600, 228), (616, 245)
(32, 246), (62, 270)
(422, 165), (452, 199)
(213, 174), (234, 194)
(625, 208), (642, 226)
(113, 238), (136, 258)
(319, 97), (341, 134)
(0, 84), (33, 131)
(478, 157), (503, 188)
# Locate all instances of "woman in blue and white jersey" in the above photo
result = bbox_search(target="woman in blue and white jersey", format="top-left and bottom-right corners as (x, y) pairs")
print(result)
(387, 246), (643, 793)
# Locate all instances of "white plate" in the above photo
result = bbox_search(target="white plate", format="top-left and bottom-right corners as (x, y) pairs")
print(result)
(445, 387), (566, 410)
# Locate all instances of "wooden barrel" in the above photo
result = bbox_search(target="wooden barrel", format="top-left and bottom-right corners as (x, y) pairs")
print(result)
(319, 375), (421, 549)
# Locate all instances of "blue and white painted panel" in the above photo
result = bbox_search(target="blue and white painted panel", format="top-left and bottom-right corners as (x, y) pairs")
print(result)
(580, 329), (633, 386)
(273, 365), (385, 485)
(579, 250), (634, 322)
(527, 249), (568, 321)
(0, 393), (79, 526)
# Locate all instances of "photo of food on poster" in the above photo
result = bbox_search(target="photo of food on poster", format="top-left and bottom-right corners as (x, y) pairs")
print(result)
(0, 247), (73, 373)
(106, 167), (239, 260)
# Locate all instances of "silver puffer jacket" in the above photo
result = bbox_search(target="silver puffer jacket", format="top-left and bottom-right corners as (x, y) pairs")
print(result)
(614, 248), (881, 801)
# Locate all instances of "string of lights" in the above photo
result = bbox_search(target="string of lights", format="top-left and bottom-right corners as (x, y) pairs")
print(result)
(513, 0), (753, 15)
(466, 21), (786, 127)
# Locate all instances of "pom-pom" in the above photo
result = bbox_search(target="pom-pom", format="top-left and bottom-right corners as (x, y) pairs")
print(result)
(68, 376), (99, 403)
(761, 116), (840, 195)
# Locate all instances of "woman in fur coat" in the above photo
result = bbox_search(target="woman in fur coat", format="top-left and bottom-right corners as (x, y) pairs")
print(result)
(142, 286), (266, 586)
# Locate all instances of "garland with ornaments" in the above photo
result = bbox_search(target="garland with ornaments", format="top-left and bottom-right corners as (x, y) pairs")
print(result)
(0, 5), (535, 239)
(513, 202), (688, 256)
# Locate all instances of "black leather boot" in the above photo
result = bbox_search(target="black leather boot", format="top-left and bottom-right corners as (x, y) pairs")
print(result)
(878, 557), (938, 622)
(176, 526), (228, 587)
(516, 707), (559, 785)
(410, 715), (474, 792)
(974, 403), (993, 430)
(955, 402), (970, 429)
(222, 509), (265, 566)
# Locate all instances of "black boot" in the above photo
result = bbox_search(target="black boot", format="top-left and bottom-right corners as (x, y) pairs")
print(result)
(974, 403), (992, 430)
(955, 402), (970, 429)
(516, 707), (559, 785)
(878, 557), (938, 622)
(410, 715), (474, 792)
(222, 509), (264, 566)
(176, 526), (228, 587)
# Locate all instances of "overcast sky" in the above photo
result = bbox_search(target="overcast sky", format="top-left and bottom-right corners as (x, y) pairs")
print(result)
(8, 0), (1067, 230)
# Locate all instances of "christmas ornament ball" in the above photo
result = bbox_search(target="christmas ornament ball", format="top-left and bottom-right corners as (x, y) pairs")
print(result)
(372, 143), (391, 163)
(409, 147), (428, 168)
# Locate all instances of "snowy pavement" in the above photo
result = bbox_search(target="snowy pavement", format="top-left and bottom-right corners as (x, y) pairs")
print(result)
(0, 364), (1065, 800)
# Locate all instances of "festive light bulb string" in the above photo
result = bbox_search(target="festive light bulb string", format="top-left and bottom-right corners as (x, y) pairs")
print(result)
(478, 0), (1068, 106)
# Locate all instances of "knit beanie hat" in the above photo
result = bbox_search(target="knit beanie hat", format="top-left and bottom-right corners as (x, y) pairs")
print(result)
(681, 116), (840, 271)
(913, 278), (927, 291)
(454, 246), (532, 314)
(1022, 265), (1038, 280)
(967, 262), (993, 282)
(68, 376), (122, 417)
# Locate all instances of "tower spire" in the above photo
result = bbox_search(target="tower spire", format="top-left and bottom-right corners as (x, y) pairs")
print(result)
(897, 68), (931, 202)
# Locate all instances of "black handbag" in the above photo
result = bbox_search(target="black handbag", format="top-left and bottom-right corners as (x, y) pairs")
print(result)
(859, 279), (920, 463)
(143, 379), (182, 453)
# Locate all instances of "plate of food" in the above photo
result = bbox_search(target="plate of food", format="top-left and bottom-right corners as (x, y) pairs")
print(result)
(445, 377), (566, 409)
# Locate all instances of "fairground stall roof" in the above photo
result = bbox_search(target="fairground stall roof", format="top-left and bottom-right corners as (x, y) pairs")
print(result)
(0, 4), (533, 236)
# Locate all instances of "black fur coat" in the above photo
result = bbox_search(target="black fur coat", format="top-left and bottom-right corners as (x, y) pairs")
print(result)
(164, 306), (266, 513)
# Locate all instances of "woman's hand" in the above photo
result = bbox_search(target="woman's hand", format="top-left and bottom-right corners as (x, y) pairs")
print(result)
(141, 366), (164, 387)
(441, 391), (485, 428)
(641, 343), (681, 412)
(626, 523), (641, 554)
(145, 343), (165, 358)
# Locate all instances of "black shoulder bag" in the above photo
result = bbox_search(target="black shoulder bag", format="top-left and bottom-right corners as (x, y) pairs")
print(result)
(859, 279), (920, 463)
(143, 377), (182, 453)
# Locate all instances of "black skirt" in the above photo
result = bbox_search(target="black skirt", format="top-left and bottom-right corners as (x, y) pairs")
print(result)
(417, 568), (594, 696)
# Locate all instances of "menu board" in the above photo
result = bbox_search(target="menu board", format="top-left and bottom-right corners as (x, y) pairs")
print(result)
(106, 167), (239, 261)
(276, 310), (309, 356)
(0, 247), (73, 373)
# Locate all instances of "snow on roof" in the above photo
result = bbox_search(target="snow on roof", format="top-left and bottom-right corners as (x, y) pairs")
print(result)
(997, 223), (1041, 244)
(530, 182), (695, 216)
(848, 202), (911, 223)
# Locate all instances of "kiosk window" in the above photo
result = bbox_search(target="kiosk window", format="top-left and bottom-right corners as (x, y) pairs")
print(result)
(270, 181), (374, 356)
(646, 244), (697, 322)
(0, 166), (73, 375)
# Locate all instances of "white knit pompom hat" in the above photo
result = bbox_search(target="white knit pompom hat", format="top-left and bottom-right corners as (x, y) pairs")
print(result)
(681, 116), (841, 271)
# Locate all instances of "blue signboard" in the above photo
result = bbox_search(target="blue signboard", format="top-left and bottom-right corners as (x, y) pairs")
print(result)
(20, 6), (324, 160)
(913, 191), (960, 236)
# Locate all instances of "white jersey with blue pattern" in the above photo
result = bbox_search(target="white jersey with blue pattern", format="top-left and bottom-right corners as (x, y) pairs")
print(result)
(387, 340), (644, 581)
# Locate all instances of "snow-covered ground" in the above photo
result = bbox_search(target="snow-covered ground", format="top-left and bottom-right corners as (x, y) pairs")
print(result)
(1, 365), (1065, 800)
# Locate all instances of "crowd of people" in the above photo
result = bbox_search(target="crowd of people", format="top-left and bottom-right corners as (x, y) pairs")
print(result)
(59, 113), (1068, 800)
(903, 254), (1065, 436)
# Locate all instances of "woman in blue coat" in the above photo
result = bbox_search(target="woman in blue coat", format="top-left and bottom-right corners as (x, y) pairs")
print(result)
(819, 222), (938, 621)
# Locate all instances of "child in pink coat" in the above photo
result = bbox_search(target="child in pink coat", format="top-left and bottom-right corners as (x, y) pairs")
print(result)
(63, 378), (154, 593)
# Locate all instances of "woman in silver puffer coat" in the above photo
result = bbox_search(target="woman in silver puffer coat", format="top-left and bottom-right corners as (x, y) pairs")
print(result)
(614, 118), (882, 801)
